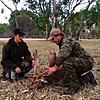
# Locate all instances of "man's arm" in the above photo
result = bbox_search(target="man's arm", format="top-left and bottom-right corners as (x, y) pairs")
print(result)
(55, 39), (74, 67)
(24, 43), (32, 64)
(45, 39), (74, 75)
(1, 44), (17, 69)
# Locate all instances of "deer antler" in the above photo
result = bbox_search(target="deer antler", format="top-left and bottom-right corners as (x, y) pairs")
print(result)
(32, 49), (44, 76)
(32, 49), (56, 84)
(32, 49), (41, 77)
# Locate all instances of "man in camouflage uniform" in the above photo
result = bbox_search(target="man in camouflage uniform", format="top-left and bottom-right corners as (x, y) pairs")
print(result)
(42, 28), (97, 95)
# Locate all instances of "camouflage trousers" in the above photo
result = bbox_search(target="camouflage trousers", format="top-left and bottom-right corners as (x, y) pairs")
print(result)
(44, 57), (94, 88)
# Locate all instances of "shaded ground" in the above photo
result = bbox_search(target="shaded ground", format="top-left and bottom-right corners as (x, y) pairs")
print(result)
(0, 39), (99, 100)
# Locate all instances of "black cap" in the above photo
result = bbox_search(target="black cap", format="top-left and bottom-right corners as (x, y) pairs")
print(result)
(14, 28), (26, 35)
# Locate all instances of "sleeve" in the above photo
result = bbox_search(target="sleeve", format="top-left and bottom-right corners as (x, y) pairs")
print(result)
(1, 44), (17, 69)
(24, 43), (32, 63)
(55, 39), (75, 66)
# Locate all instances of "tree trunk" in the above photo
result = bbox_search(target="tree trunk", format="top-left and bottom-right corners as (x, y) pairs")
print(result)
(45, 23), (48, 40)
(52, 0), (56, 28)
(14, 3), (19, 28)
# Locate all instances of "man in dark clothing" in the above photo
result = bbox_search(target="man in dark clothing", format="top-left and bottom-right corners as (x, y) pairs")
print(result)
(42, 28), (97, 95)
(1, 28), (33, 82)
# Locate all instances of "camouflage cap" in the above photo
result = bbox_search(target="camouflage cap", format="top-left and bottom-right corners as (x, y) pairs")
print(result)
(48, 28), (61, 40)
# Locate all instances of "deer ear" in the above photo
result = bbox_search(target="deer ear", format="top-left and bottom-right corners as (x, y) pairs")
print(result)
(48, 50), (56, 67)
(33, 49), (38, 60)
(32, 49), (43, 77)
(32, 49), (38, 77)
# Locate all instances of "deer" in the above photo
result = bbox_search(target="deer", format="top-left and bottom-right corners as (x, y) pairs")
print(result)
(32, 49), (56, 84)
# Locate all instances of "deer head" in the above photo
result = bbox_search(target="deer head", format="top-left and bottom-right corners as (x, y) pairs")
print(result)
(32, 49), (56, 83)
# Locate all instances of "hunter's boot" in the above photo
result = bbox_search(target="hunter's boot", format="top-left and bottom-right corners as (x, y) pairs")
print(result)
(82, 71), (97, 86)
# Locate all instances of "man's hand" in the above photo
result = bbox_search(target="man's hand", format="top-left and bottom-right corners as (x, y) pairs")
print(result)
(44, 64), (63, 76)
(32, 59), (35, 66)
(21, 62), (29, 67)
(15, 67), (21, 73)
(45, 65), (58, 76)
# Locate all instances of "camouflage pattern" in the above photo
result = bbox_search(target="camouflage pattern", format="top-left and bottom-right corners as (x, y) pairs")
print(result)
(45, 37), (94, 88)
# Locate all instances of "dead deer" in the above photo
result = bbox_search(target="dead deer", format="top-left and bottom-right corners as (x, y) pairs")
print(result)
(32, 49), (56, 84)
(32, 49), (41, 76)
(48, 49), (56, 67)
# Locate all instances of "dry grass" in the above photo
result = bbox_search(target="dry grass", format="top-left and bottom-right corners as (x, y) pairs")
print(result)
(0, 39), (99, 100)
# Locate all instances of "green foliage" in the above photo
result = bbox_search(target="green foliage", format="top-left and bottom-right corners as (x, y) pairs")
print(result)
(26, 0), (52, 37)
(64, 12), (80, 36)
(85, 6), (97, 28)
(0, 24), (10, 37)
(97, 1), (100, 38)
(7, 0), (97, 38)
(63, 0), (69, 5)
(64, 5), (97, 37)
(26, 0), (39, 14)
(9, 10), (19, 28)
(0, 24), (9, 33)
(9, 9), (39, 37)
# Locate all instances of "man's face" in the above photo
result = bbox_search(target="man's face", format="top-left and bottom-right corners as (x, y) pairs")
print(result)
(52, 34), (62, 45)
(14, 34), (25, 42)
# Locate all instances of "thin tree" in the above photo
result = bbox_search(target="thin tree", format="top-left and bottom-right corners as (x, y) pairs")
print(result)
(0, 0), (21, 28)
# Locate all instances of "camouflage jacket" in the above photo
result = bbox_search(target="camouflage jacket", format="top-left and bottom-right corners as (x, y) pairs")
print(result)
(55, 37), (94, 66)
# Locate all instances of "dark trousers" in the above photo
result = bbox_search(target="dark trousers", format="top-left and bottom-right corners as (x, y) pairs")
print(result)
(2, 65), (32, 82)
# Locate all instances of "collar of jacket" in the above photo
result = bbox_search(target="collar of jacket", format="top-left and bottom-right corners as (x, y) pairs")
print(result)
(58, 37), (75, 49)
(8, 37), (24, 46)
(58, 38), (64, 49)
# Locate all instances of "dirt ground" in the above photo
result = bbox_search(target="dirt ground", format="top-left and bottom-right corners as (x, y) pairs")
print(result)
(0, 39), (99, 100)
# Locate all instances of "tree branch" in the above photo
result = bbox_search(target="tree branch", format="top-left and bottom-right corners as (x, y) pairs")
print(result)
(0, 0), (13, 12)
(64, 0), (82, 22)
(39, 0), (44, 13)
(86, 0), (95, 10)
